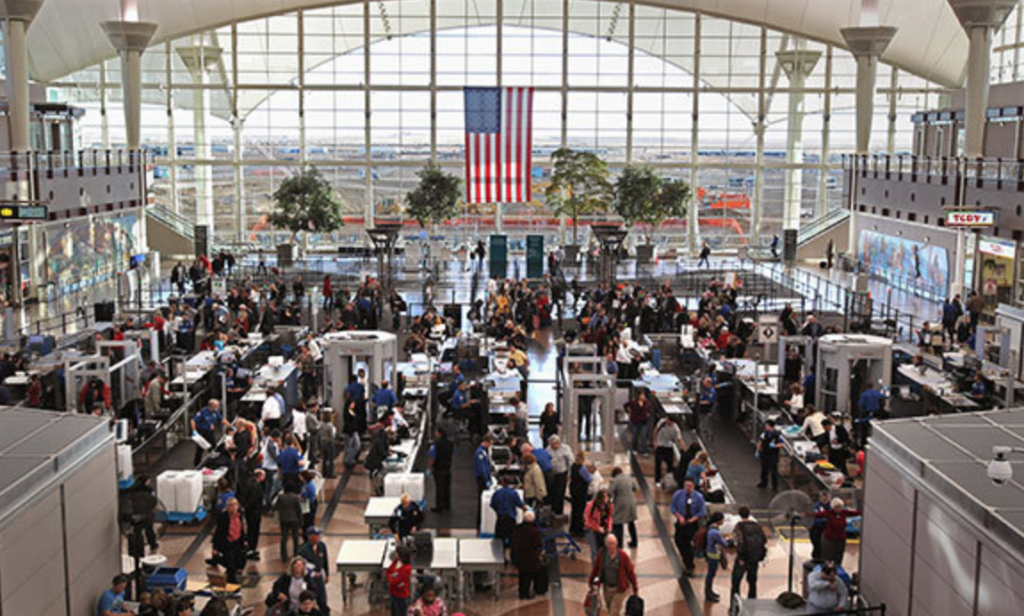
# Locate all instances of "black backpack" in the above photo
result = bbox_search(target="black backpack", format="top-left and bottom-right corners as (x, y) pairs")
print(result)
(737, 521), (768, 562)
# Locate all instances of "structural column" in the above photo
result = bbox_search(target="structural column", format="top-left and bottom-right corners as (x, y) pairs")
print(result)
(233, 118), (246, 243)
(177, 44), (222, 233)
(840, 25), (897, 156)
(947, 0), (1016, 158)
(101, 20), (158, 150)
(776, 48), (820, 236)
(1, 0), (47, 151)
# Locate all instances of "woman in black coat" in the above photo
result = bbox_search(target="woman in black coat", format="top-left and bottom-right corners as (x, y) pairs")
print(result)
(569, 452), (590, 537)
(211, 498), (247, 584)
(265, 557), (327, 614)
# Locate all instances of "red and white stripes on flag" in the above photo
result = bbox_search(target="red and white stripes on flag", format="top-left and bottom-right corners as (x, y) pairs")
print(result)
(464, 86), (534, 204)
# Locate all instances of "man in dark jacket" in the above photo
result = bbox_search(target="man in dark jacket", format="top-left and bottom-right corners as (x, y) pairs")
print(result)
(297, 526), (330, 583)
(428, 427), (454, 512)
(297, 526), (331, 614)
(238, 470), (265, 561)
(511, 511), (545, 599)
(388, 494), (425, 540)
(276, 487), (304, 562)
(211, 498), (247, 584)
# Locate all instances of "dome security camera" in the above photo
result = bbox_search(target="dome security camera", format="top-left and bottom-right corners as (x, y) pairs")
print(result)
(989, 446), (1015, 486)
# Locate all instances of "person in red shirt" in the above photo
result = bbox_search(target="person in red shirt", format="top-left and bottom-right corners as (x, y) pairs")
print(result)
(323, 276), (334, 311)
(386, 545), (412, 616)
(589, 534), (639, 616)
(79, 378), (112, 414)
(806, 497), (861, 567)
(26, 374), (42, 407)
(212, 498), (247, 584)
(716, 326), (732, 350)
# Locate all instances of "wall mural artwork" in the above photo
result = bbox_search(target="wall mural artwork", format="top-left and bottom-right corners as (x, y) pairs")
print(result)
(46, 214), (138, 293)
(858, 230), (950, 299)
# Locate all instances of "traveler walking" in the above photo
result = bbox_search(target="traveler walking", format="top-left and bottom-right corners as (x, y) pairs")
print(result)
(607, 467), (639, 549)
(704, 512), (727, 602)
(669, 480), (706, 576)
(588, 535), (639, 616)
(730, 506), (767, 606)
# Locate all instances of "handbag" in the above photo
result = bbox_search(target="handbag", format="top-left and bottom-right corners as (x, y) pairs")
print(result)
(584, 587), (603, 616)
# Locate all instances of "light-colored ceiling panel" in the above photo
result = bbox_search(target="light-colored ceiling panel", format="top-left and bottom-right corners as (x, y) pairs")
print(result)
(25, 0), (969, 87)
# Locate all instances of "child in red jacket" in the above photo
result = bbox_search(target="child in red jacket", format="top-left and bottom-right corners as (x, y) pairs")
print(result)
(386, 545), (413, 616)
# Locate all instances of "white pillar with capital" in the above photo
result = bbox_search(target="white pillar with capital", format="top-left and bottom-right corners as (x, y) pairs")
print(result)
(1, 0), (47, 152)
(777, 49), (821, 236)
(101, 20), (157, 150)
(947, 0), (1017, 159)
(176, 44), (222, 234)
(840, 26), (896, 156)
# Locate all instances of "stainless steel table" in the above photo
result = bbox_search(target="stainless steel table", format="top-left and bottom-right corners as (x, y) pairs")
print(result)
(364, 496), (401, 537)
(458, 538), (505, 602)
(429, 538), (461, 604)
(335, 539), (388, 604)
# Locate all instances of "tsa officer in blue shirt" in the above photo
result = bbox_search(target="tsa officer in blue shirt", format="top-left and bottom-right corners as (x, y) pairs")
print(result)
(191, 399), (228, 466)
(669, 479), (706, 574)
(452, 380), (483, 433)
(970, 371), (987, 401)
(473, 434), (495, 528)
(856, 382), (885, 447)
(490, 475), (526, 547)
(857, 382), (884, 416)
(698, 376), (717, 414)
(372, 379), (398, 410)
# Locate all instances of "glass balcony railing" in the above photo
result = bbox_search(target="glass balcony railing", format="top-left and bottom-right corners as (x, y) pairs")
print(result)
(0, 148), (146, 176)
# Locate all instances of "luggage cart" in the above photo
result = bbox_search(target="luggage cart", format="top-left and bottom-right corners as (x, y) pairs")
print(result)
(537, 505), (581, 559)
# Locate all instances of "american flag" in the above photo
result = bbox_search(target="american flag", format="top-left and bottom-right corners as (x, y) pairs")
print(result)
(464, 86), (534, 204)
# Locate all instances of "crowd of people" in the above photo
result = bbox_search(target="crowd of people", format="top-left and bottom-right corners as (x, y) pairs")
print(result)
(95, 246), (878, 616)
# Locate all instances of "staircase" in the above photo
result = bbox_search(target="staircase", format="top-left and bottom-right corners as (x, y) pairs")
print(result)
(796, 208), (850, 262)
(146, 204), (235, 260)
(146, 204), (198, 260)
(798, 208), (850, 245)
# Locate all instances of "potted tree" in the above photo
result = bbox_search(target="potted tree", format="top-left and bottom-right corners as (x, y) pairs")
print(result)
(545, 147), (612, 263)
(268, 166), (344, 267)
(613, 164), (691, 263)
(405, 163), (462, 267)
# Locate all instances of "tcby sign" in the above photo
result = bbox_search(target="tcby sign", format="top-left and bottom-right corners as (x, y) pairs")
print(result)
(945, 211), (995, 227)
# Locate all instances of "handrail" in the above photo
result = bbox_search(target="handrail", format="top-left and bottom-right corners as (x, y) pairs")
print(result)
(798, 208), (849, 244)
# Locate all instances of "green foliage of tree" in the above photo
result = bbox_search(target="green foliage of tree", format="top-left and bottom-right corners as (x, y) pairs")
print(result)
(613, 164), (691, 243)
(545, 147), (613, 246)
(269, 166), (344, 242)
(405, 164), (463, 227)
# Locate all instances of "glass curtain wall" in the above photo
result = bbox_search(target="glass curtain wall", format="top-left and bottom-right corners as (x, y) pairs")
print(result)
(49, 0), (952, 251)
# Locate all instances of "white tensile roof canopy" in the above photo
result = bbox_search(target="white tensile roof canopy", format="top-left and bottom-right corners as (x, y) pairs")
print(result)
(24, 0), (970, 94)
